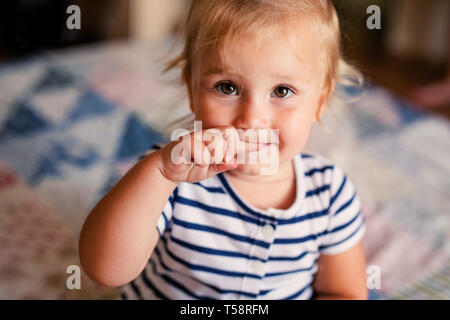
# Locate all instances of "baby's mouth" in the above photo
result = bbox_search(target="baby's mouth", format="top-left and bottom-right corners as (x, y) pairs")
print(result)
(241, 140), (279, 154)
(237, 128), (280, 146)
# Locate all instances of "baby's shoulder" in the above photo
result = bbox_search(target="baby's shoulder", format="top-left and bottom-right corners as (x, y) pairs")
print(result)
(298, 152), (348, 187)
(299, 152), (335, 174)
(299, 152), (334, 167)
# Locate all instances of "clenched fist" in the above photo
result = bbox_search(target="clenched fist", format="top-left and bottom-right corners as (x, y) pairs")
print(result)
(157, 127), (264, 183)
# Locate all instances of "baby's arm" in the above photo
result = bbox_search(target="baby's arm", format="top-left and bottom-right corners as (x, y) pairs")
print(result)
(313, 241), (368, 299)
(312, 164), (367, 299)
(79, 127), (249, 287)
(78, 150), (177, 287)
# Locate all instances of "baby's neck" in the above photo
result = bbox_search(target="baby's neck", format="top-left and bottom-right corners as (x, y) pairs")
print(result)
(225, 160), (294, 184)
(224, 159), (297, 211)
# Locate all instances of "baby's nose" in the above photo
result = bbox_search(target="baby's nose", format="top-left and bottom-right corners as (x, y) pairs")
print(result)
(233, 97), (271, 129)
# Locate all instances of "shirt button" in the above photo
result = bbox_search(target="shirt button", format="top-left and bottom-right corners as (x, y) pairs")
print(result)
(251, 260), (265, 273)
(262, 224), (275, 237)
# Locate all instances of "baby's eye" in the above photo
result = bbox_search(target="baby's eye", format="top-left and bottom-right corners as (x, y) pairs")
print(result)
(215, 81), (238, 95)
(272, 86), (294, 98)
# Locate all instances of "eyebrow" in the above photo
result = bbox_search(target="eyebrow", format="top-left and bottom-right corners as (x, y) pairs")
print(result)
(201, 67), (235, 76)
(202, 67), (307, 84)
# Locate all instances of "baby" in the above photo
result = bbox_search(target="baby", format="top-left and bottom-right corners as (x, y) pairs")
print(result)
(79, 0), (368, 300)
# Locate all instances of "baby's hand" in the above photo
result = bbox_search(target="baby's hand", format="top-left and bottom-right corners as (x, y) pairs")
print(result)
(157, 127), (260, 183)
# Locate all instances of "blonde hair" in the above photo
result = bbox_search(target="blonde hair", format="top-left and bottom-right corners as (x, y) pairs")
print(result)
(162, 0), (364, 125)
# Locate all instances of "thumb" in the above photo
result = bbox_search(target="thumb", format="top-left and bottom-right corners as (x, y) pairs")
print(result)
(207, 162), (239, 177)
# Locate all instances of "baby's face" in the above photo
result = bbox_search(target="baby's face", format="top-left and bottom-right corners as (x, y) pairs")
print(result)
(189, 20), (331, 175)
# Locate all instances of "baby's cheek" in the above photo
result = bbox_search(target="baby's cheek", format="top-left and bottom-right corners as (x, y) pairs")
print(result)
(197, 100), (235, 128)
(280, 119), (312, 149)
(195, 107), (221, 128)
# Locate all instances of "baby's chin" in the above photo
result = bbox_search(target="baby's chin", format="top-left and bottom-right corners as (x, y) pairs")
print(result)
(230, 146), (282, 176)
(230, 162), (281, 176)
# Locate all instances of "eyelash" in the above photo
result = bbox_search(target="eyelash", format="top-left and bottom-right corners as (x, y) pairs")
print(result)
(214, 81), (296, 98)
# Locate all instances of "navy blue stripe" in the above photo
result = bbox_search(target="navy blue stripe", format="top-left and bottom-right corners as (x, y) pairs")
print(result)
(259, 288), (274, 295)
(275, 211), (362, 244)
(176, 192), (335, 230)
(265, 260), (316, 277)
(150, 256), (215, 300)
(139, 262), (169, 299)
(157, 273), (215, 300)
(274, 230), (327, 244)
(217, 173), (277, 222)
(282, 281), (314, 300)
(175, 195), (265, 226)
(301, 154), (313, 159)
(330, 175), (346, 207)
(328, 210), (361, 234)
(276, 208), (328, 225)
(172, 217), (271, 249)
(304, 166), (333, 176)
(161, 210), (170, 231)
(159, 235), (262, 279)
(171, 209), (355, 248)
(169, 194), (175, 210)
(305, 184), (330, 197)
(194, 182), (225, 194)
(154, 244), (258, 298)
(172, 187), (179, 206)
(333, 192), (356, 216)
(129, 281), (143, 300)
(319, 218), (365, 251)
(156, 225), (162, 237)
(176, 193), (330, 227)
(170, 229), (315, 262)
(170, 234), (266, 262)
(268, 250), (314, 261)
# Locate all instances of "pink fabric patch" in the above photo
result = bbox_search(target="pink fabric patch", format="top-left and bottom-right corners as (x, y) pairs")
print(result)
(363, 205), (448, 294)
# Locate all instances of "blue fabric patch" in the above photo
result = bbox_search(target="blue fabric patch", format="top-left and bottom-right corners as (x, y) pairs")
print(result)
(394, 98), (428, 125)
(33, 67), (75, 92)
(115, 114), (166, 161)
(67, 90), (116, 123)
(349, 108), (396, 139)
(30, 141), (100, 185)
(368, 289), (386, 300)
(0, 100), (50, 140)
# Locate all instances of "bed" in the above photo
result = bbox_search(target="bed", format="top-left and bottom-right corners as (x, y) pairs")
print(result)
(0, 37), (449, 299)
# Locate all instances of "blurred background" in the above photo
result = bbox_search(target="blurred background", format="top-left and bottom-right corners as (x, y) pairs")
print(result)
(0, 0), (448, 300)
(1, 0), (449, 114)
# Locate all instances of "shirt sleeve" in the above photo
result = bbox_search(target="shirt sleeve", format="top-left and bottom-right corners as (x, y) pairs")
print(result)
(136, 143), (174, 237)
(318, 165), (366, 255)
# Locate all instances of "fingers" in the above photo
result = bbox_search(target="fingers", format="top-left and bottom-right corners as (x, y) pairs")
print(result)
(207, 162), (239, 177)
(169, 133), (210, 167)
(171, 126), (273, 168)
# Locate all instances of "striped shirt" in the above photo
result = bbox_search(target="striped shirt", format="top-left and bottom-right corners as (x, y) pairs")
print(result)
(119, 146), (366, 300)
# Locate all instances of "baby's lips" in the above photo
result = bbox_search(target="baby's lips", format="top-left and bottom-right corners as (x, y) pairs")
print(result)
(237, 138), (263, 152)
(237, 128), (280, 144)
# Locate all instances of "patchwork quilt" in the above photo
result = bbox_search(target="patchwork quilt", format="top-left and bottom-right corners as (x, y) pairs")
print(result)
(0, 38), (449, 299)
